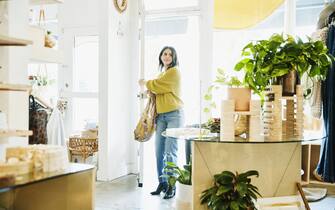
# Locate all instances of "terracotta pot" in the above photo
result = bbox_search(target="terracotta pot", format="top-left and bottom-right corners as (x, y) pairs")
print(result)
(227, 87), (251, 111)
(282, 70), (299, 96)
(273, 70), (300, 96)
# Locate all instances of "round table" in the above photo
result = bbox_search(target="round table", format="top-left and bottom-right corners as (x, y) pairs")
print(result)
(163, 129), (325, 210)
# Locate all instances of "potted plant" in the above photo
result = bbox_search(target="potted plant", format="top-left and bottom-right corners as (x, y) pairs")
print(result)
(204, 68), (251, 112)
(163, 162), (192, 206)
(200, 170), (261, 210)
(234, 33), (333, 97)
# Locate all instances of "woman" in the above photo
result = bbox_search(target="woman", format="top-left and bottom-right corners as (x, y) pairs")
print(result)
(139, 46), (184, 199)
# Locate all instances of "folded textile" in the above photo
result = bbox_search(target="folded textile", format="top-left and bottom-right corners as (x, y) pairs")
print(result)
(302, 187), (327, 202)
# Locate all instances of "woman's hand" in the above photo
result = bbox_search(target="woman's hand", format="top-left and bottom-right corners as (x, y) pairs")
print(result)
(138, 79), (147, 86)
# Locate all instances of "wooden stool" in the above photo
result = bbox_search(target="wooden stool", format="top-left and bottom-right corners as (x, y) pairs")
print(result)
(68, 136), (98, 163)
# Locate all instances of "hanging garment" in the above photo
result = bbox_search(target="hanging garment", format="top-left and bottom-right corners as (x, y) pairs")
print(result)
(308, 27), (329, 118)
(317, 24), (335, 183)
(29, 95), (49, 144)
(47, 108), (66, 146)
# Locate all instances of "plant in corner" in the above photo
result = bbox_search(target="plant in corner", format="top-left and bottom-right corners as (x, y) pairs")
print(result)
(162, 161), (192, 203)
(163, 161), (192, 186)
(234, 33), (333, 97)
(200, 170), (261, 210)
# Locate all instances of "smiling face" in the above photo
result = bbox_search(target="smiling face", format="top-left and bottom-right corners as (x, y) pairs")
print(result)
(160, 48), (173, 68)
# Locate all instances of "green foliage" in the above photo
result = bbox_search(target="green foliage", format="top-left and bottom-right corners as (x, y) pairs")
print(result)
(29, 75), (55, 87)
(213, 68), (246, 88)
(200, 170), (261, 210)
(204, 118), (220, 133)
(234, 33), (333, 97)
(203, 68), (246, 113)
(162, 162), (192, 187)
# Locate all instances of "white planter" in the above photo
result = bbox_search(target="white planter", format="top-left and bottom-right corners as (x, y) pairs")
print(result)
(176, 182), (192, 210)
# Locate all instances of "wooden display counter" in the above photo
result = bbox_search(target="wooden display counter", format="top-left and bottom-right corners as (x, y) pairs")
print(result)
(163, 131), (325, 210)
(0, 163), (95, 210)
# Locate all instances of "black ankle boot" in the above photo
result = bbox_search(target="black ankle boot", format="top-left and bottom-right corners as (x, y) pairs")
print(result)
(163, 186), (176, 199)
(150, 183), (168, 195)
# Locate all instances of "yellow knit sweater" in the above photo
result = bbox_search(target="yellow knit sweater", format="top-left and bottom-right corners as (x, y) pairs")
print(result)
(146, 67), (183, 114)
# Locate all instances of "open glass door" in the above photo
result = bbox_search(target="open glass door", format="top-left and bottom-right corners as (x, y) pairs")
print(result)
(137, 0), (200, 188)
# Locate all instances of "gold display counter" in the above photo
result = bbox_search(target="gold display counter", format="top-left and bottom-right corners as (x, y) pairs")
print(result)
(0, 163), (95, 210)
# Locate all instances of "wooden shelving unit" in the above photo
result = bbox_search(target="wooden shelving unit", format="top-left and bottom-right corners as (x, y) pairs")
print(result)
(300, 140), (335, 191)
(0, 34), (33, 46)
(0, 130), (33, 138)
(0, 84), (32, 92)
(30, 0), (63, 5)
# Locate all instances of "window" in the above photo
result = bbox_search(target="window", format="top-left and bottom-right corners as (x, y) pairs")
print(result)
(211, 4), (285, 116)
(63, 33), (99, 134)
(296, 0), (324, 39)
(144, 0), (198, 11)
(296, 0), (325, 131)
(142, 14), (200, 182)
(72, 98), (98, 131)
(145, 16), (200, 125)
(74, 36), (99, 93)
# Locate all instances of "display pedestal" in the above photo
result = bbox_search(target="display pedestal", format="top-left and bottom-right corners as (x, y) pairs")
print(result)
(192, 141), (301, 210)
(0, 163), (95, 210)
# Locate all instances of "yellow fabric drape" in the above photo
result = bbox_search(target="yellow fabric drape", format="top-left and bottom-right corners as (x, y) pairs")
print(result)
(214, 0), (285, 29)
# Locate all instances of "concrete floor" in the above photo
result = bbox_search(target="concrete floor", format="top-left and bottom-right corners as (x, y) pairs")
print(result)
(95, 175), (177, 210)
(95, 175), (335, 210)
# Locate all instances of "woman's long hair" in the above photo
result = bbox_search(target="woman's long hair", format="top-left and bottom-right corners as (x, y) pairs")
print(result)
(158, 46), (179, 71)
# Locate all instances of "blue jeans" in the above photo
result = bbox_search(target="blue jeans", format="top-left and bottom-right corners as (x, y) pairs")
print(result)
(155, 109), (184, 183)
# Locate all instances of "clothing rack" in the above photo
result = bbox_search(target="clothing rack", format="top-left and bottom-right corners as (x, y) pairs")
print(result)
(32, 95), (53, 111)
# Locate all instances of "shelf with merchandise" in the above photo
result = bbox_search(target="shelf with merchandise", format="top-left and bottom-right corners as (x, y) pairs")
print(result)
(0, 83), (32, 92)
(0, 34), (33, 46)
(0, 130), (33, 138)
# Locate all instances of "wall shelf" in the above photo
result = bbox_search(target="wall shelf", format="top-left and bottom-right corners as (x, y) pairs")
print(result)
(0, 130), (33, 138)
(0, 35), (33, 46)
(30, 0), (64, 5)
(0, 84), (32, 92)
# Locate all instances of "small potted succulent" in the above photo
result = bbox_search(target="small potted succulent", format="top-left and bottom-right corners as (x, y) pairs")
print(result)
(200, 170), (261, 210)
(235, 33), (333, 97)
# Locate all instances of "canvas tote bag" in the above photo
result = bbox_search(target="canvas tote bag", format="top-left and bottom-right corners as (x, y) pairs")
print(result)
(134, 93), (157, 142)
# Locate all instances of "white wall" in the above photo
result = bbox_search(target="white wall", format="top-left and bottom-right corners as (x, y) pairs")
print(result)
(58, 0), (99, 29)
(59, 0), (139, 180)
(98, 0), (139, 180)
(0, 0), (30, 146)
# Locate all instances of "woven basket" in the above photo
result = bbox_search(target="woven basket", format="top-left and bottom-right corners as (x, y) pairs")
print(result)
(68, 136), (98, 162)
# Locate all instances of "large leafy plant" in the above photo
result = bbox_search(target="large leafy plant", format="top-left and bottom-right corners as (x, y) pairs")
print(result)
(200, 170), (261, 210)
(162, 161), (192, 187)
(234, 33), (333, 96)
